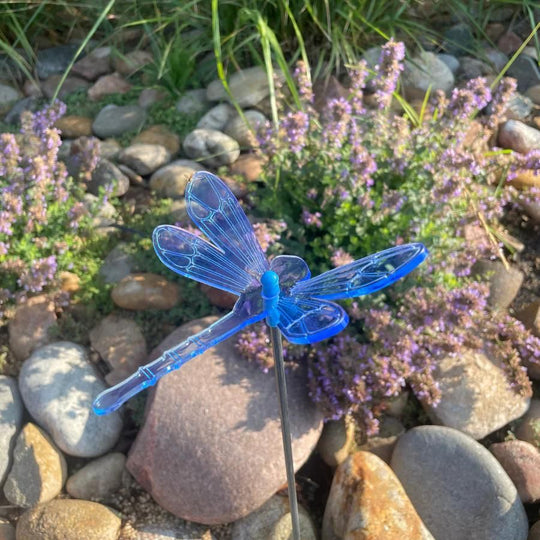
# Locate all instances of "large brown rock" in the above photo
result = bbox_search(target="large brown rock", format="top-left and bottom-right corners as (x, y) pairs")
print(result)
(16, 499), (121, 540)
(8, 295), (57, 361)
(127, 316), (323, 524)
(111, 273), (180, 310)
(322, 451), (434, 540)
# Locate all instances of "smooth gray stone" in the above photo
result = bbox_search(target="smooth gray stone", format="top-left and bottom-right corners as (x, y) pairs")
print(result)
(36, 44), (82, 79)
(92, 104), (146, 138)
(0, 376), (24, 487)
(18, 342), (122, 457)
(391, 426), (528, 540)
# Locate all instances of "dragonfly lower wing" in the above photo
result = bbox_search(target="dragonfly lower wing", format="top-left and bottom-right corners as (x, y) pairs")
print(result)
(93, 303), (265, 415)
(277, 296), (348, 345)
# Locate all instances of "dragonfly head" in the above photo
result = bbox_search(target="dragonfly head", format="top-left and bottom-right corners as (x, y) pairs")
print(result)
(261, 270), (280, 327)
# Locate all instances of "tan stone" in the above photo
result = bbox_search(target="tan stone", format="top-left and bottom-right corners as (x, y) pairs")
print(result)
(111, 273), (180, 310)
(133, 124), (181, 155)
(229, 153), (265, 182)
(317, 418), (355, 467)
(16, 499), (121, 540)
(59, 271), (80, 293)
(54, 116), (93, 138)
(525, 84), (540, 106)
(89, 314), (147, 385)
(8, 295), (57, 361)
(3, 423), (66, 507)
(322, 451), (434, 540)
(200, 284), (237, 309)
(509, 169), (540, 190)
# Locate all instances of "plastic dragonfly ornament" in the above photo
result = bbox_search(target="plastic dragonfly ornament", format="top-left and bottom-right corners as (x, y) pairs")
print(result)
(93, 171), (427, 538)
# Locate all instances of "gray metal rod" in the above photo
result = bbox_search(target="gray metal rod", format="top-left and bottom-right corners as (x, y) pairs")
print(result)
(269, 325), (301, 540)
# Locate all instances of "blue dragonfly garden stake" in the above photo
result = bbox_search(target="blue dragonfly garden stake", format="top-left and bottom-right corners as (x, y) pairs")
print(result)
(93, 171), (427, 539)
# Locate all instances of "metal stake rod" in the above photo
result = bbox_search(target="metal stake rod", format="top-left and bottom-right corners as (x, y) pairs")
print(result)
(269, 325), (301, 540)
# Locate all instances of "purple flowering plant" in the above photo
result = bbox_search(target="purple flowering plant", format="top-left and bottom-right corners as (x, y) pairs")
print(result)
(0, 102), (105, 322)
(236, 40), (540, 434)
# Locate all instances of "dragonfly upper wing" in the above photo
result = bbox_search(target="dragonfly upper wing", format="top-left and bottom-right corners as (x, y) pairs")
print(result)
(277, 296), (349, 345)
(290, 243), (428, 300)
(186, 171), (269, 285)
(153, 225), (256, 295)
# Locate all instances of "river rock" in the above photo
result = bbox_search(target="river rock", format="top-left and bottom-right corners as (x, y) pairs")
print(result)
(99, 242), (135, 284)
(402, 52), (455, 98)
(18, 342), (123, 457)
(0, 377), (24, 487)
(88, 72), (132, 101)
(231, 495), (317, 540)
(229, 153), (265, 182)
(498, 120), (540, 154)
(391, 425), (528, 540)
(93, 104), (146, 139)
(8, 294), (57, 361)
(422, 347), (530, 440)
(472, 260), (524, 310)
(206, 66), (283, 107)
(317, 418), (355, 467)
(183, 128), (240, 167)
(132, 125), (180, 155)
(322, 451), (433, 540)
(118, 143), (171, 175)
(88, 159), (130, 197)
(0, 83), (21, 110)
(111, 273), (180, 310)
(0, 519), (15, 540)
(54, 115), (93, 137)
(16, 499), (121, 540)
(36, 44), (80, 79)
(41, 74), (89, 100)
(112, 49), (153, 76)
(515, 301), (540, 339)
(149, 159), (204, 199)
(176, 89), (210, 115)
(3, 423), (67, 507)
(196, 103), (236, 131)
(72, 46), (112, 81)
(490, 439), (540, 503)
(89, 314), (147, 386)
(138, 87), (168, 108)
(66, 452), (126, 499)
(224, 109), (267, 148)
(127, 316), (323, 524)
(515, 399), (540, 448)
(507, 55), (540, 92)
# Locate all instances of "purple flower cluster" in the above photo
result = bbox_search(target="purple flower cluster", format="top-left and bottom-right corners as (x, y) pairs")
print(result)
(17, 255), (58, 293)
(447, 78), (492, 121)
(253, 220), (285, 252)
(301, 208), (322, 228)
(281, 110), (310, 153)
(371, 39), (405, 109)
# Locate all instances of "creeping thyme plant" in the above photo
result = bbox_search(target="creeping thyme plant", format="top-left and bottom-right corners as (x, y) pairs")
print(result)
(0, 102), (105, 322)
(237, 40), (540, 434)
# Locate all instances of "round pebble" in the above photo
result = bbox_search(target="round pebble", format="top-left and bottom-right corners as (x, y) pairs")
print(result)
(183, 128), (240, 167)
(0, 377), (24, 487)
(18, 342), (123, 457)
(111, 273), (180, 310)
(391, 425), (528, 540)
(92, 104), (147, 138)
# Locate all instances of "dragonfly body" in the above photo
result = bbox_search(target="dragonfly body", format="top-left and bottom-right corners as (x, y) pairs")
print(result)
(93, 172), (428, 415)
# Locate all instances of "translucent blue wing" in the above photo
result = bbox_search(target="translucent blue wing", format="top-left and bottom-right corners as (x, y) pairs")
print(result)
(270, 255), (310, 290)
(186, 171), (269, 284)
(93, 291), (265, 414)
(277, 295), (349, 345)
(290, 243), (428, 300)
(153, 225), (256, 295)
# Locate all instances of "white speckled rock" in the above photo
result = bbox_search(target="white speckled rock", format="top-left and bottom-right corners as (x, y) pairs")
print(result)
(196, 103), (236, 131)
(206, 66), (284, 107)
(0, 376), (24, 487)
(391, 425), (528, 540)
(403, 52), (455, 97)
(18, 342), (123, 457)
(183, 129), (240, 167)
(117, 143), (171, 176)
